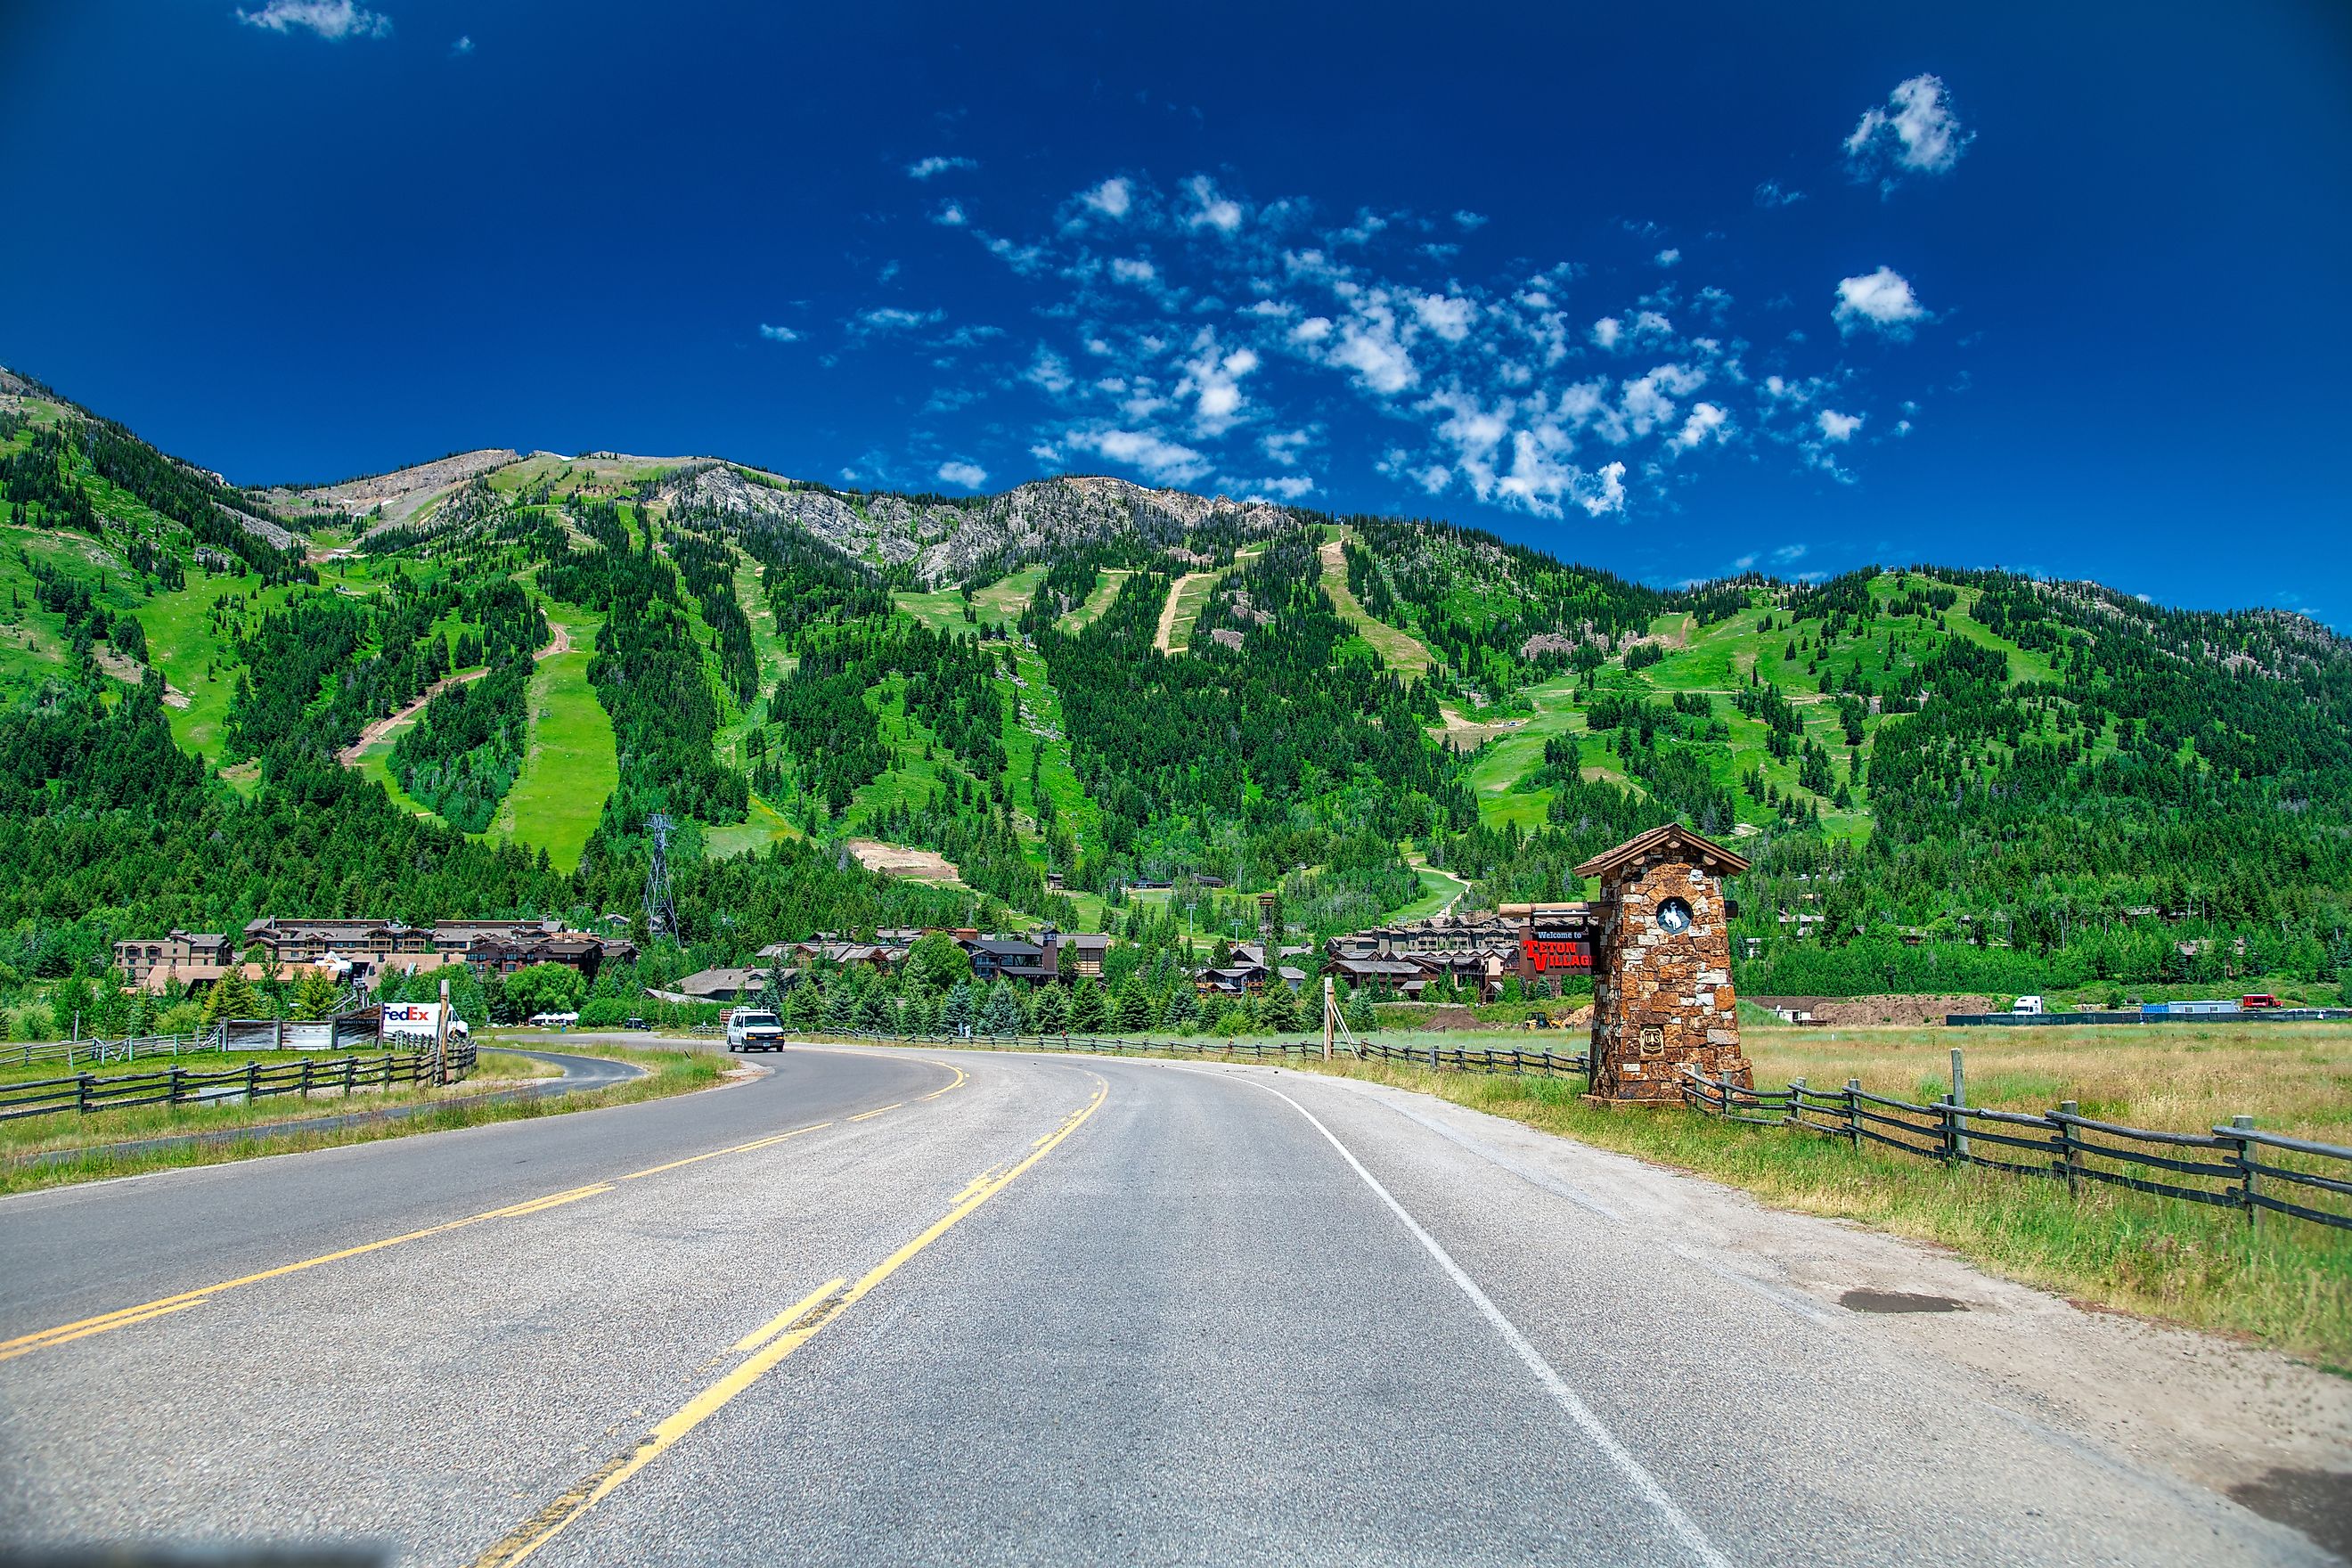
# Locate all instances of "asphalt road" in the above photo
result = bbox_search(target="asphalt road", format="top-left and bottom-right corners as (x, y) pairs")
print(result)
(0, 1044), (2338, 1567)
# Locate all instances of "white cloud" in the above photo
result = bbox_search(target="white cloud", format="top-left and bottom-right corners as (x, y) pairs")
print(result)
(1290, 315), (1334, 345)
(1328, 304), (1417, 396)
(906, 155), (977, 180)
(1175, 331), (1260, 437)
(235, 0), (389, 38)
(1770, 543), (1809, 564)
(450, 34), (473, 54)
(1226, 473), (1318, 502)
(757, 323), (801, 343)
(1833, 266), (1929, 338)
(1060, 427), (1211, 485)
(851, 306), (944, 335)
(1182, 175), (1245, 234)
(936, 461), (989, 489)
(1082, 177), (1134, 219)
(1110, 257), (1158, 285)
(1260, 429), (1311, 466)
(1590, 316), (1623, 351)
(1654, 248), (1682, 268)
(981, 234), (1049, 276)
(937, 324), (1005, 348)
(1452, 210), (1490, 230)
(1411, 292), (1477, 343)
(1026, 349), (1074, 396)
(1817, 409), (1865, 441)
(1753, 180), (1804, 208)
(932, 200), (968, 227)
(1243, 298), (1295, 319)
(1598, 363), (1706, 444)
(1674, 402), (1730, 448)
(1845, 74), (1972, 189)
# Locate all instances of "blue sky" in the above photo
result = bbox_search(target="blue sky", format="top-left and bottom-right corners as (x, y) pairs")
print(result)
(3, 1), (2348, 624)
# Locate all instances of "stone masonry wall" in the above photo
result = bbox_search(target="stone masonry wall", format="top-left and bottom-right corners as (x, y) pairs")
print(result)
(1588, 851), (1750, 1103)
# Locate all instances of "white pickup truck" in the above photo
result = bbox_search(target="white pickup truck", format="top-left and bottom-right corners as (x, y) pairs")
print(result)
(725, 1009), (786, 1051)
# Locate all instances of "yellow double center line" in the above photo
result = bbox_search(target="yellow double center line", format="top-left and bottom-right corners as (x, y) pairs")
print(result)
(472, 1076), (1108, 1568)
(0, 1057), (972, 1366)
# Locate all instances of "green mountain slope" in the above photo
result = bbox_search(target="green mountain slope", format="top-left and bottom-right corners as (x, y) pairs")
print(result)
(3, 365), (2348, 1009)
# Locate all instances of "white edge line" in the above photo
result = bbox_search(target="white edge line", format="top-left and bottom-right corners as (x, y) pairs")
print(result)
(1237, 1075), (1735, 1568)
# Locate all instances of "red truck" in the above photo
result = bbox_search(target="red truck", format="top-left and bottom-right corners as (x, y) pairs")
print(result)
(2240, 994), (2282, 1009)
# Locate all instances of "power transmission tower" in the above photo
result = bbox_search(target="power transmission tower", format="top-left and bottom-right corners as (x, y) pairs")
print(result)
(644, 813), (680, 940)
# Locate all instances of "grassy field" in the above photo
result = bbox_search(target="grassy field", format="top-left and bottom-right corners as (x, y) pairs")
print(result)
(1319, 533), (1433, 676)
(1386, 854), (1471, 923)
(489, 611), (617, 872)
(892, 565), (1045, 636)
(0, 1044), (723, 1195)
(706, 793), (803, 860)
(1311, 1020), (2352, 1365)
(353, 715), (454, 826)
(1058, 568), (1131, 633)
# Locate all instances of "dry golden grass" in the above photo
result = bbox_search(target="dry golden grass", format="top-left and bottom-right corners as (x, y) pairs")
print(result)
(1742, 1021), (2352, 1144)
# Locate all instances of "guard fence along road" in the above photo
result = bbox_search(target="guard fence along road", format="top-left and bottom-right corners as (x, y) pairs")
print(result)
(1679, 1065), (2352, 1234)
(0, 1045), (478, 1122)
(804, 1030), (1592, 1079)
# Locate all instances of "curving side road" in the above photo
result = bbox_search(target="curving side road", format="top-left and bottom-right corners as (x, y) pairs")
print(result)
(0, 1045), (2342, 1567)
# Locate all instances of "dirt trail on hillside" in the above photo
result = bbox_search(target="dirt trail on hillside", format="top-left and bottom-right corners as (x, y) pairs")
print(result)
(335, 619), (573, 765)
(1154, 571), (1212, 653)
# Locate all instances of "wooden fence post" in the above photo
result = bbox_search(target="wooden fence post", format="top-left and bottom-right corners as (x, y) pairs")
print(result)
(246, 1060), (259, 1103)
(1950, 1047), (1970, 1162)
(2232, 1115), (2260, 1233)
(1787, 1077), (1805, 1129)
(78, 1074), (92, 1115)
(169, 1066), (184, 1107)
(1844, 1079), (1861, 1148)
(2056, 1100), (2079, 1196)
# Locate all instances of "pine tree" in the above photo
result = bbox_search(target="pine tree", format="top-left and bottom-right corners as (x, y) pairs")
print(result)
(979, 980), (1025, 1036)
(202, 968), (262, 1026)
(1032, 983), (1070, 1033)
(1070, 977), (1107, 1033)
(941, 979), (976, 1033)
(1112, 976), (1150, 1033)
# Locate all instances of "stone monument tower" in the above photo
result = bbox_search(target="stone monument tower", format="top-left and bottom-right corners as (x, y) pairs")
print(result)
(1573, 823), (1752, 1104)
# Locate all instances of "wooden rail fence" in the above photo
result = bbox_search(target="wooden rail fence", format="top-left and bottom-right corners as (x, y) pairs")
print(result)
(0, 1045), (478, 1123)
(809, 1030), (1593, 1078)
(1678, 1066), (2352, 1234)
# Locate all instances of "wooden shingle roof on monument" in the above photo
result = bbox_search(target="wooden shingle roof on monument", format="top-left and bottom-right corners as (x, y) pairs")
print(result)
(1573, 822), (1752, 879)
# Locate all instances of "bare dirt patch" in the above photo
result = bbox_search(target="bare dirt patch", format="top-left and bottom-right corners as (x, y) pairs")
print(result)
(1433, 704), (1524, 750)
(847, 839), (961, 882)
